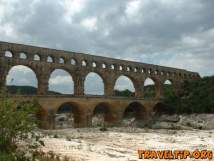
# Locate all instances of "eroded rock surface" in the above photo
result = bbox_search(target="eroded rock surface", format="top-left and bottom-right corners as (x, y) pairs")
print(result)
(152, 114), (214, 130)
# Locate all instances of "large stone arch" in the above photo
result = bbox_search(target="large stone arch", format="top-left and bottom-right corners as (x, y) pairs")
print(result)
(48, 67), (75, 79)
(143, 77), (156, 98)
(84, 72), (105, 95)
(83, 70), (116, 96)
(143, 76), (163, 99)
(5, 65), (39, 94)
(0, 56), (51, 95)
(6, 64), (39, 82)
(121, 102), (148, 127)
(91, 102), (115, 126)
(55, 102), (82, 128)
(163, 79), (173, 85)
(152, 102), (173, 118)
(48, 68), (74, 94)
(123, 102), (147, 120)
(4, 50), (14, 57)
(163, 79), (183, 96)
(113, 74), (137, 97)
(162, 79), (175, 97)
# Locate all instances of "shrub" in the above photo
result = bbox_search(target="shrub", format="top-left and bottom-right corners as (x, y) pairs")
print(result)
(0, 95), (73, 161)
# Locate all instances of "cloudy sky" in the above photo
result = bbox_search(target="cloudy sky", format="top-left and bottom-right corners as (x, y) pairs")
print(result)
(1, 0), (214, 94)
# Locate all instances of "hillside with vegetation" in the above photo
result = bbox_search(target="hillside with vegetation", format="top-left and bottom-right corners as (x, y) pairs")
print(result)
(114, 89), (135, 97)
(114, 85), (173, 98)
(115, 76), (214, 114)
(6, 85), (60, 95)
(164, 76), (214, 114)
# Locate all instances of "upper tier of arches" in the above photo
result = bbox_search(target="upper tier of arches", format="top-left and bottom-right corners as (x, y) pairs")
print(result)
(4, 64), (177, 99)
(0, 42), (200, 98)
(1, 48), (199, 80)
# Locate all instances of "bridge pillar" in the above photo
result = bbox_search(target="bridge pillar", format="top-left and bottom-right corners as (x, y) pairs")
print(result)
(134, 79), (144, 98)
(142, 101), (159, 127)
(73, 75), (84, 96)
(37, 67), (50, 95)
(0, 67), (5, 92)
(46, 109), (56, 129)
(104, 79), (115, 96)
(37, 108), (53, 129)
(38, 78), (49, 95)
(36, 107), (56, 129)
(0, 58), (9, 93)
(77, 112), (90, 128)
(155, 81), (164, 99)
(104, 85), (114, 96)
(172, 81), (183, 96)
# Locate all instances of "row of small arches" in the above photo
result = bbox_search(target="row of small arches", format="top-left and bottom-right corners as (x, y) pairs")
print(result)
(4, 50), (197, 78)
(5, 50), (77, 65)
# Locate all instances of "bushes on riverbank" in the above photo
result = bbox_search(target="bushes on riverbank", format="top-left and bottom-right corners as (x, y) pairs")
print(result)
(0, 95), (72, 161)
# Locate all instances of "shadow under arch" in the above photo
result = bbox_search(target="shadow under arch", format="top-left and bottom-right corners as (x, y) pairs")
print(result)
(92, 102), (114, 126)
(6, 65), (38, 94)
(113, 75), (136, 97)
(55, 102), (81, 128)
(152, 102), (174, 118)
(122, 102), (147, 127)
(123, 102), (146, 120)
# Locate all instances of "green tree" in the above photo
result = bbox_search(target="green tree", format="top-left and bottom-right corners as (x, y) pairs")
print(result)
(0, 95), (43, 161)
(114, 89), (134, 97)
(163, 76), (214, 114)
(0, 94), (72, 161)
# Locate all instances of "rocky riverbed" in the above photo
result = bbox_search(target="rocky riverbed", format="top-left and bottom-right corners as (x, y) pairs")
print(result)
(41, 128), (214, 161)
(152, 114), (214, 130)
(40, 114), (214, 161)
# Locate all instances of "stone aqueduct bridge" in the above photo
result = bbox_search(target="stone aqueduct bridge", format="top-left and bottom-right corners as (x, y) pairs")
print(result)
(0, 41), (200, 129)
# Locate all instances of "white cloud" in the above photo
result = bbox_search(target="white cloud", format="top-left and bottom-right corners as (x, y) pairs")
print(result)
(159, 53), (213, 76)
(6, 65), (38, 87)
(114, 76), (135, 92)
(49, 75), (74, 94)
(81, 17), (97, 31)
(181, 36), (204, 47)
(0, 6), (4, 20)
(63, 0), (88, 23)
(144, 78), (155, 86)
(46, 69), (74, 94)
(125, 0), (141, 18)
(0, 23), (16, 38)
(84, 72), (104, 95)
(49, 75), (73, 85)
